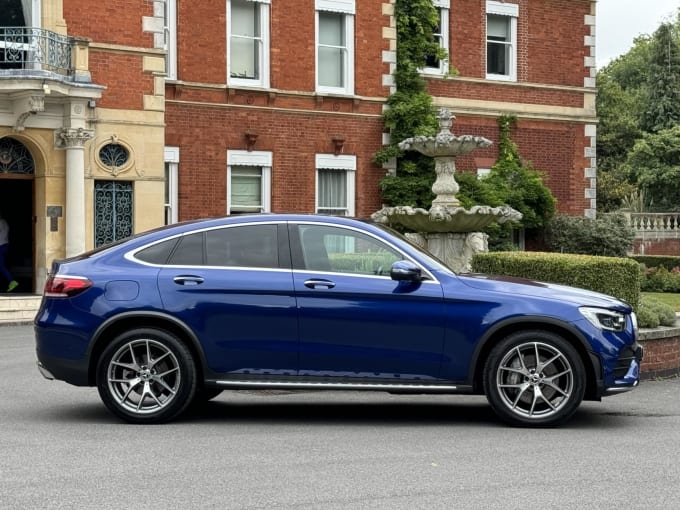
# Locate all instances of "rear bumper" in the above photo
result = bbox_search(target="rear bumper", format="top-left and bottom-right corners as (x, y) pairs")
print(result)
(35, 350), (91, 386)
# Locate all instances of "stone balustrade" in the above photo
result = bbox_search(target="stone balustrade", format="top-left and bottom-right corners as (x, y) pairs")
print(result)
(628, 212), (680, 238)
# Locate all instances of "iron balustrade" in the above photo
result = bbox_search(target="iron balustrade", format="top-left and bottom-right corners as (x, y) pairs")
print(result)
(0, 27), (72, 76)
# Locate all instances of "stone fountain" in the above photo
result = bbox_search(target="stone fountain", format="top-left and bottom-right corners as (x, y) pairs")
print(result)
(372, 108), (522, 272)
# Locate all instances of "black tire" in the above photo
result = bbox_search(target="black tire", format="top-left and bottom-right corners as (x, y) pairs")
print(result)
(96, 328), (197, 424)
(483, 330), (586, 427)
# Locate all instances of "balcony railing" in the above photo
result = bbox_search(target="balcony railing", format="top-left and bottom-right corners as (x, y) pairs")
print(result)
(629, 212), (680, 238)
(0, 27), (72, 77)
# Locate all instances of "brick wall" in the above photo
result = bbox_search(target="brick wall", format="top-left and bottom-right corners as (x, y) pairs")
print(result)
(64, 0), (154, 47)
(633, 238), (680, 256)
(640, 328), (680, 379)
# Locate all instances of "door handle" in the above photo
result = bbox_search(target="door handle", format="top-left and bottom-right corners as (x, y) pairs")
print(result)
(173, 276), (204, 286)
(304, 279), (336, 289)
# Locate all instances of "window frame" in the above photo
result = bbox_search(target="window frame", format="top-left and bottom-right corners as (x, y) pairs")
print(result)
(422, 0), (450, 76)
(164, 146), (179, 224)
(227, 0), (271, 88)
(227, 150), (272, 214)
(165, 0), (177, 80)
(315, 0), (355, 95)
(315, 154), (356, 217)
(485, 1), (518, 82)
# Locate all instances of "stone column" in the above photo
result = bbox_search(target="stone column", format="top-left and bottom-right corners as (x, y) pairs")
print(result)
(56, 127), (94, 257)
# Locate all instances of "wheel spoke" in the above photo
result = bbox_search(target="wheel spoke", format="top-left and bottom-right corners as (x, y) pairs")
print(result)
(536, 353), (561, 373)
(542, 380), (570, 398)
(511, 382), (531, 409)
(106, 338), (182, 415)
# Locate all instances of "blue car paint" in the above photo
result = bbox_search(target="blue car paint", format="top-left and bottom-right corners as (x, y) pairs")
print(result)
(34, 214), (641, 398)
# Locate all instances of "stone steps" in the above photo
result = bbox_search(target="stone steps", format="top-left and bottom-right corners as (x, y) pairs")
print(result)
(0, 295), (41, 326)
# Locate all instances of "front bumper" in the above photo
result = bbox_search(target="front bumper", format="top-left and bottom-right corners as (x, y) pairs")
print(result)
(603, 343), (644, 396)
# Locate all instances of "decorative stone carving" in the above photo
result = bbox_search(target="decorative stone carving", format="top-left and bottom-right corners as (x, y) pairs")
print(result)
(372, 108), (523, 272)
(56, 127), (94, 149)
(13, 95), (45, 132)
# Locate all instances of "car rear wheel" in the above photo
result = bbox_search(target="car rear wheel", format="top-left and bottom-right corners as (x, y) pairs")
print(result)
(483, 330), (586, 427)
(96, 328), (197, 424)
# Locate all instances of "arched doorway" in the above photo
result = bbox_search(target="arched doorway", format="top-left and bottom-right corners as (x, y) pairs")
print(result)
(0, 137), (34, 294)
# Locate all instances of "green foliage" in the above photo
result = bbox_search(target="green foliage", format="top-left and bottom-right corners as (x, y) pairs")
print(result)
(374, 0), (444, 179)
(631, 255), (680, 271)
(597, 16), (680, 213)
(638, 296), (677, 328)
(640, 23), (680, 133)
(622, 126), (680, 211)
(545, 213), (634, 257)
(640, 265), (680, 293)
(471, 251), (641, 309)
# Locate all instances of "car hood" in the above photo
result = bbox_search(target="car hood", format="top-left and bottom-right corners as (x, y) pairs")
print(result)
(457, 273), (631, 311)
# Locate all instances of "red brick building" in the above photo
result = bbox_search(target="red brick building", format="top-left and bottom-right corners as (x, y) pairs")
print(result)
(164, 0), (598, 223)
(0, 0), (598, 294)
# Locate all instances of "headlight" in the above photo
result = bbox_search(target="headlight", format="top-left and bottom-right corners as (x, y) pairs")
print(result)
(580, 307), (627, 332)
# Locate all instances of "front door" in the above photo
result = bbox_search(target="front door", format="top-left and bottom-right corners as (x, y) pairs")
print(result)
(0, 137), (35, 294)
(291, 222), (446, 381)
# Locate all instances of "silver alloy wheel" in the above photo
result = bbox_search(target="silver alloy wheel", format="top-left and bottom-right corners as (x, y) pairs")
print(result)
(496, 341), (574, 419)
(106, 338), (181, 415)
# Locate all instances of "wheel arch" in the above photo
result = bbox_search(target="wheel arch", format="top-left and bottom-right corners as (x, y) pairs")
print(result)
(469, 317), (602, 401)
(86, 312), (209, 386)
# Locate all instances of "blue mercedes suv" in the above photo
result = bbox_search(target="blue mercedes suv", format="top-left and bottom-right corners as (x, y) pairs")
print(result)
(35, 214), (642, 426)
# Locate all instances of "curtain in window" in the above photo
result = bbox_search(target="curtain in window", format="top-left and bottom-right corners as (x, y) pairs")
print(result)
(20, 0), (31, 25)
(231, 166), (262, 212)
(318, 169), (347, 215)
(231, 0), (260, 79)
(318, 12), (345, 87)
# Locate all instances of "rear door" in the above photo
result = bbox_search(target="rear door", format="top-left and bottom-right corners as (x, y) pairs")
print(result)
(157, 222), (298, 375)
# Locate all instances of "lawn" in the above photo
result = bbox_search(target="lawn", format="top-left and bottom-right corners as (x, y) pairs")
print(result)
(642, 292), (680, 312)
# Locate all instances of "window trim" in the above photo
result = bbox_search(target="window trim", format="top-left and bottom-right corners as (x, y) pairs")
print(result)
(422, 0), (450, 76)
(164, 146), (179, 224)
(315, 0), (355, 95)
(165, 0), (177, 80)
(485, 1), (518, 82)
(315, 154), (356, 217)
(227, 150), (272, 214)
(227, 0), (271, 88)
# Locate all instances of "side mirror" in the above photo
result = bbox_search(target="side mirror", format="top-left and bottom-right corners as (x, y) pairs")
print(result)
(390, 260), (423, 282)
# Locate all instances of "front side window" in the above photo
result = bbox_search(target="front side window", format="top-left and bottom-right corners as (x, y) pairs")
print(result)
(227, 150), (272, 214)
(423, 1), (449, 75)
(298, 224), (401, 276)
(316, 0), (354, 94)
(315, 154), (355, 217)
(228, 0), (270, 87)
(486, 1), (518, 81)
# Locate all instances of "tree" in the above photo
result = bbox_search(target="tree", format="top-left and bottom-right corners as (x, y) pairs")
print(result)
(640, 23), (680, 133)
(622, 126), (680, 211)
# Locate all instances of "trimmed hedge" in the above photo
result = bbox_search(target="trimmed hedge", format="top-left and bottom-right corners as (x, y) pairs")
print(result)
(632, 255), (680, 271)
(472, 251), (641, 309)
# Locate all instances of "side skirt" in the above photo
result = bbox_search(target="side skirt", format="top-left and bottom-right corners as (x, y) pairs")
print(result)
(210, 379), (473, 394)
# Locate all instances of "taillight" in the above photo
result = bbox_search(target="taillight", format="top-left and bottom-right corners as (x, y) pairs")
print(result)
(44, 275), (93, 298)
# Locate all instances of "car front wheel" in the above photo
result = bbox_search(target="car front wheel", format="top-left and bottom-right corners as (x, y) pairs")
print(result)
(483, 330), (586, 427)
(96, 328), (197, 424)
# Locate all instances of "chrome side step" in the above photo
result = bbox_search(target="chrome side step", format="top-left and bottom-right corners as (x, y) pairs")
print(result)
(214, 379), (460, 392)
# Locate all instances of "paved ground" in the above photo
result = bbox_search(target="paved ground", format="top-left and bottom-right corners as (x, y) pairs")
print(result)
(2, 324), (679, 509)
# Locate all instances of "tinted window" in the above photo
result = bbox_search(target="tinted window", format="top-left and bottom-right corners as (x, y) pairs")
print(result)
(206, 225), (278, 268)
(168, 232), (204, 265)
(135, 238), (179, 264)
(299, 225), (401, 275)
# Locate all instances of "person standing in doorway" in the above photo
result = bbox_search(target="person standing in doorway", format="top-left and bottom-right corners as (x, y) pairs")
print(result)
(0, 211), (18, 292)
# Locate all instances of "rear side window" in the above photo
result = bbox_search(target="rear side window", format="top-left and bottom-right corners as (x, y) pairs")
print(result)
(206, 225), (278, 268)
(135, 238), (179, 264)
(168, 232), (205, 265)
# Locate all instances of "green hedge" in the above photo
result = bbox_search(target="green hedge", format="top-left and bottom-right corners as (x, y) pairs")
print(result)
(472, 251), (641, 309)
(631, 255), (680, 271)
